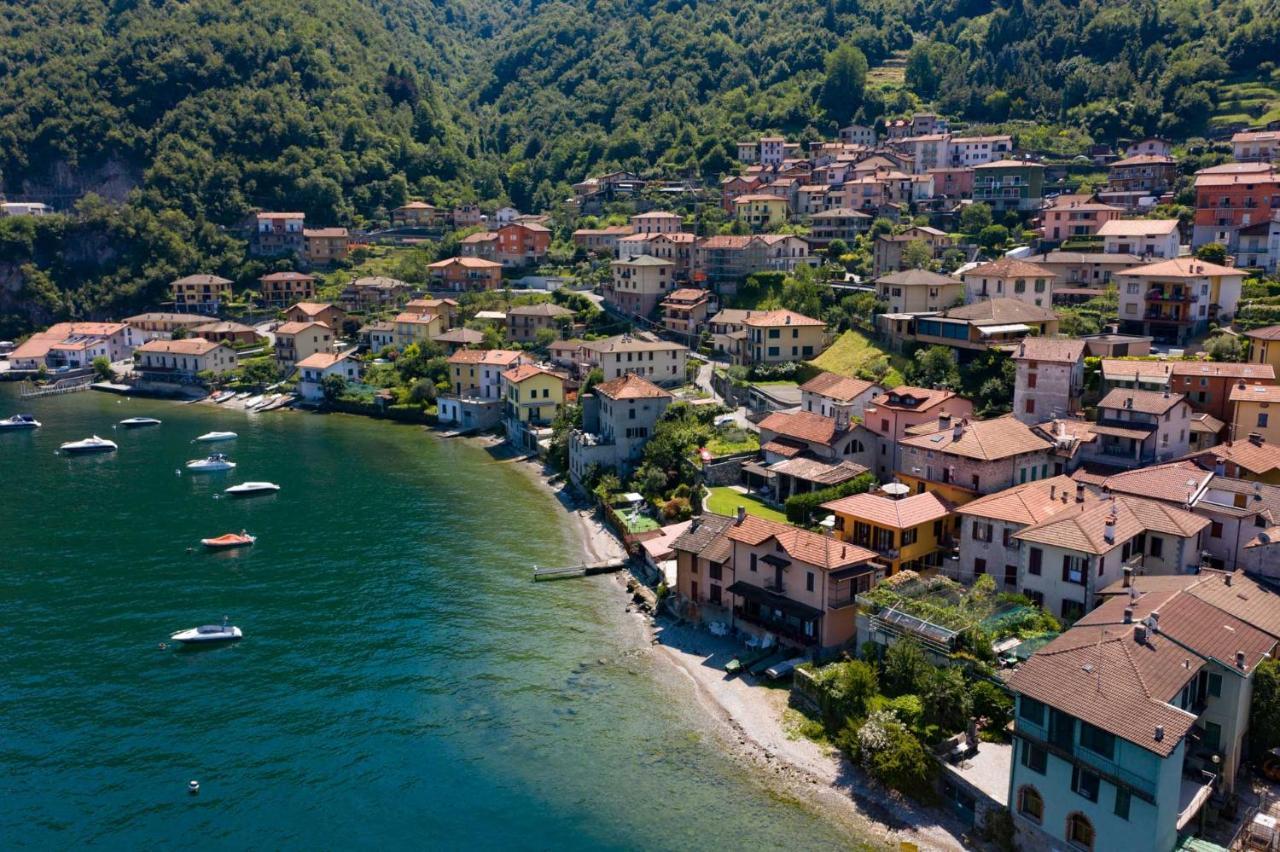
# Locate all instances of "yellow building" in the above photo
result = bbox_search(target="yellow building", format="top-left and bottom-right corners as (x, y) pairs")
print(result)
(733, 194), (789, 231)
(171, 274), (233, 313)
(392, 311), (446, 349)
(1195, 437), (1280, 486)
(1246, 326), (1280, 376)
(741, 309), (827, 365)
(502, 364), (566, 426)
(1229, 383), (1280, 445)
(820, 489), (953, 575)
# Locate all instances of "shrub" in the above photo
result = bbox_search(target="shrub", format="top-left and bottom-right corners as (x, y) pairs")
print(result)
(972, 680), (1014, 733)
(922, 666), (972, 730)
(844, 710), (936, 801)
(813, 659), (879, 726)
(869, 693), (924, 731)
(785, 471), (877, 525)
(883, 638), (931, 697)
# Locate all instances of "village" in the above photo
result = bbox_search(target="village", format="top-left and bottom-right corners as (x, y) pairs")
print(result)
(7, 119), (1280, 852)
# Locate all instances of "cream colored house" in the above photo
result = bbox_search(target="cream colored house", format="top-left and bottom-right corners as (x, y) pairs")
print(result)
(742, 310), (826, 365)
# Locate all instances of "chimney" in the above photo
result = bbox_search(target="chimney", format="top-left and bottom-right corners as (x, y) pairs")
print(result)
(1135, 623), (1148, 643)
(1237, 651), (1247, 669)
(1214, 461), (1226, 477)
(1250, 432), (1265, 447)
(1050, 484), (1057, 500)
(1076, 482), (1086, 503)
(1149, 611), (1160, 633)
(953, 420), (965, 440)
(1155, 725), (1164, 742)
(833, 402), (852, 433)
(1104, 513), (1117, 544)
(1124, 607), (1133, 624)
(1226, 572), (1233, 587)
(1125, 397), (1134, 409)
(938, 412), (952, 431)
(735, 506), (747, 526)
(1123, 566), (1132, 587)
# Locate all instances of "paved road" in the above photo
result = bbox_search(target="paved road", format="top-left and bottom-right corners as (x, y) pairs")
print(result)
(694, 358), (755, 431)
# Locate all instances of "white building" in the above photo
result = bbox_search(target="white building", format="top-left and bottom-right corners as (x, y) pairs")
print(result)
(297, 352), (360, 402)
(579, 334), (688, 386)
(1098, 219), (1181, 259)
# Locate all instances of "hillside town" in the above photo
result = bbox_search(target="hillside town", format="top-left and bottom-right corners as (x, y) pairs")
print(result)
(9, 118), (1280, 852)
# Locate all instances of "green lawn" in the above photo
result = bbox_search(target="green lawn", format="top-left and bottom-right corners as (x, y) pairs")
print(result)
(704, 486), (787, 523)
(809, 329), (907, 388)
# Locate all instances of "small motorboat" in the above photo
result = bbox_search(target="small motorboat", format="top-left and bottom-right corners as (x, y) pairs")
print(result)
(59, 435), (118, 454)
(119, 417), (161, 428)
(224, 482), (280, 497)
(0, 413), (41, 430)
(243, 395), (264, 408)
(201, 531), (256, 549)
(194, 431), (237, 443)
(212, 391), (236, 404)
(171, 617), (243, 644)
(186, 453), (236, 472)
(233, 391), (251, 400)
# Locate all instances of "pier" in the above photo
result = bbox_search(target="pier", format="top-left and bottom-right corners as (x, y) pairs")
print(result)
(532, 558), (627, 581)
(19, 377), (93, 398)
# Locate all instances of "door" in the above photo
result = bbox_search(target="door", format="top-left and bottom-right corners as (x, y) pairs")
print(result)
(691, 581), (699, 602)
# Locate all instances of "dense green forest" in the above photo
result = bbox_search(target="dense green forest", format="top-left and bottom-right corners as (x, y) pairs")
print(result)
(0, 0), (1276, 334)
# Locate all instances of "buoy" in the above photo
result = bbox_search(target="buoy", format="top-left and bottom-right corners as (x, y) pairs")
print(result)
(188, 780), (200, 795)
(175, 469), (181, 477)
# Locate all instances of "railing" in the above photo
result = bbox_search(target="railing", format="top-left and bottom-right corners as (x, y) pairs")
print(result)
(732, 606), (815, 645)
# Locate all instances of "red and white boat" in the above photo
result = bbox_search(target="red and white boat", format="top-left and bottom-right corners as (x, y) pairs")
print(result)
(200, 531), (256, 549)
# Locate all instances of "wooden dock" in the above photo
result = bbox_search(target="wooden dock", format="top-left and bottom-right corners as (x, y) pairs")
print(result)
(20, 377), (92, 398)
(533, 558), (627, 581)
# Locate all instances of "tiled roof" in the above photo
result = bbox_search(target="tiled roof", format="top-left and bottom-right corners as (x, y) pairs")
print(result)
(899, 415), (1052, 461)
(172, 274), (232, 286)
(614, 254), (674, 267)
(671, 513), (736, 563)
(594, 374), (672, 400)
(821, 490), (952, 529)
(136, 338), (228, 355)
(459, 231), (498, 243)
(761, 439), (807, 458)
(303, 227), (348, 238)
(964, 258), (1055, 279)
(1100, 358), (1276, 382)
(260, 271), (315, 282)
(875, 269), (959, 287)
(1190, 412), (1225, 434)
(507, 303), (574, 317)
(289, 301), (338, 316)
(740, 309), (824, 328)
(1096, 219), (1179, 237)
(1101, 461), (1213, 503)
(943, 298), (1058, 324)
(1015, 494), (1206, 554)
(1109, 154), (1175, 167)
(726, 514), (878, 570)
(870, 385), (961, 412)
(296, 352), (350, 370)
(1194, 476), (1280, 520)
(503, 364), (563, 384)
(580, 334), (687, 354)
(1013, 337), (1086, 363)
(1244, 325), (1280, 341)
(1007, 621), (1200, 757)
(1097, 387), (1186, 415)
(353, 276), (409, 288)
(956, 476), (1087, 526)
(447, 349), (525, 366)
(758, 410), (843, 446)
(1195, 439), (1280, 475)
(1230, 383), (1280, 403)
(768, 457), (868, 486)
(661, 288), (710, 303)
(698, 235), (754, 250)
(275, 321), (327, 334)
(431, 328), (484, 344)
(1120, 257), (1243, 279)
(798, 371), (877, 402)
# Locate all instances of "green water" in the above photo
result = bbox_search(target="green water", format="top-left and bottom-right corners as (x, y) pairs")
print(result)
(0, 386), (860, 849)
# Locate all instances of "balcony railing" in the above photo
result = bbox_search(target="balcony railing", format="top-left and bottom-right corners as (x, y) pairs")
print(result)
(732, 606), (816, 645)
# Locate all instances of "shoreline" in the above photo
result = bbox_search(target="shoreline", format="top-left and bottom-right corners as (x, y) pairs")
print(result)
(477, 431), (972, 851)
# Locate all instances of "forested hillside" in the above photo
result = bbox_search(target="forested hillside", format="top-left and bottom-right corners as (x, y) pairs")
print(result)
(0, 0), (1277, 333)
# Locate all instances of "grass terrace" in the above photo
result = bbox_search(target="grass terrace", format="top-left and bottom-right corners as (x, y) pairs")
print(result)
(809, 329), (906, 387)
(704, 486), (786, 523)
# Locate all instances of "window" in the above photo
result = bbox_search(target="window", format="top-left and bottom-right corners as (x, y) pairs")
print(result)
(806, 572), (815, 592)
(1003, 528), (1013, 548)
(1211, 521), (1223, 538)
(1027, 372), (1037, 389)
(902, 528), (918, 546)
(1114, 788), (1131, 821)
(1019, 696), (1046, 726)
(709, 563), (722, 581)
(1209, 672), (1222, 697)
(974, 558), (987, 575)
(1079, 722), (1115, 760)
(1204, 721), (1222, 751)
(1260, 412), (1270, 428)
(1029, 547), (1042, 575)
(1020, 740), (1047, 774)
(1061, 599), (1085, 621)
(1025, 398), (1036, 414)
(1018, 785), (1044, 823)
(1149, 536), (1163, 558)
(1071, 767), (1100, 802)
(750, 554), (758, 572)
(1067, 813), (1095, 850)
(974, 522), (993, 542)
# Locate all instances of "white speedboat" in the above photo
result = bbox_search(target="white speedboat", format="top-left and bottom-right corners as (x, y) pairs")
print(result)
(186, 453), (236, 472)
(224, 482), (280, 497)
(59, 435), (117, 454)
(0, 413), (40, 429)
(243, 395), (264, 408)
(171, 617), (242, 645)
(194, 431), (237, 443)
(212, 391), (236, 403)
(119, 417), (161, 428)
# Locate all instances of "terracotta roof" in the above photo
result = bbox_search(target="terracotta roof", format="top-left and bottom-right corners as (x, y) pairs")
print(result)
(821, 491), (952, 529)
(698, 235), (754, 250)
(503, 363), (564, 384)
(352, 276), (410, 289)
(869, 386), (962, 412)
(875, 269), (959, 287)
(1110, 154), (1175, 167)
(288, 301), (339, 317)
(1194, 476), (1280, 520)
(799, 371), (877, 402)
(1230, 384), (1280, 403)
(136, 338), (227, 355)
(768, 457), (868, 486)
(124, 313), (214, 325)
(580, 335), (686, 354)
(172, 274), (232, 286)
(761, 439), (807, 458)
(593, 374), (672, 401)
(303, 227), (348, 238)
(260, 271), (315, 282)
(296, 352), (350, 370)
(274, 321), (328, 335)
(632, 210), (683, 219)
(964, 258), (1055, 279)
(1119, 257), (1243, 279)
(613, 254), (674, 267)
(1013, 337), (1086, 363)
(392, 312), (439, 325)
(1015, 494), (1206, 555)
(1245, 326), (1280, 341)
(429, 257), (503, 270)
(942, 298), (1058, 324)
(433, 328), (485, 344)
(741, 309), (824, 329)
(957, 476), (1087, 526)
(1007, 622), (1200, 757)
(1101, 461), (1213, 503)
(1100, 358), (1276, 382)
(1190, 412), (1226, 434)
(733, 194), (789, 204)
(671, 513), (735, 564)
(1097, 387), (1186, 415)
(447, 349), (525, 367)
(1195, 440), (1280, 475)
(191, 321), (257, 335)
(758, 410), (843, 446)
(726, 514), (878, 570)
(661, 288), (710, 303)
(1096, 219), (1179, 237)
(975, 159), (1042, 169)
(900, 415), (1052, 461)
(459, 231), (498, 243)
(507, 303), (574, 317)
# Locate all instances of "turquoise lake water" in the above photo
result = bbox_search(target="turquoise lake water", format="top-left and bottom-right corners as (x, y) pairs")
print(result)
(0, 386), (860, 849)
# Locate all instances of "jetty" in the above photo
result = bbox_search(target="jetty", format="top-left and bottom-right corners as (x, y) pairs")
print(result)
(533, 558), (627, 581)
(20, 376), (93, 398)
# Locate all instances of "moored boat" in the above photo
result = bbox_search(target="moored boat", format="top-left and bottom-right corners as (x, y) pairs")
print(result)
(119, 417), (162, 427)
(194, 431), (237, 443)
(0, 413), (41, 430)
(171, 617), (242, 644)
(200, 531), (256, 549)
(186, 453), (236, 472)
(59, 435), (117, 454)
(243, 395), (264, 408)
(224, 481), (280, 497)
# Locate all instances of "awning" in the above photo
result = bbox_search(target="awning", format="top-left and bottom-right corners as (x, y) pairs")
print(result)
(977, 323), (1032, 336)
(830, 563), (878, 581)
(741, 460), (775, 478)
(761, 553), (791, 569)
(1092, 424), (1152, 440)
(727, 581), (823, 620)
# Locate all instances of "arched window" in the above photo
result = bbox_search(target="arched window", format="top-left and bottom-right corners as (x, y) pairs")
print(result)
(1066, 812), (1095, 850)
(1017, 785), (1043, 824)
(845, 439), (865, 455)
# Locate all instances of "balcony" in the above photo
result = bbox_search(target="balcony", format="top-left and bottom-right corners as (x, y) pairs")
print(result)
(1144, 311), (1193, 323)
(1146, 290), (1196, 304)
